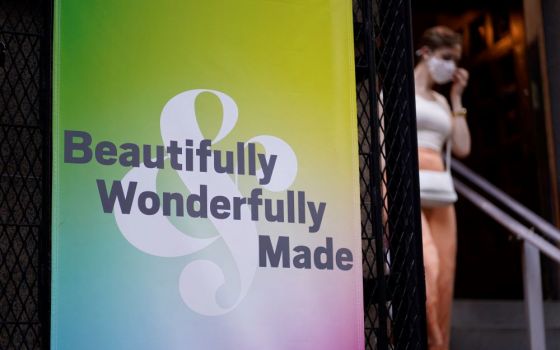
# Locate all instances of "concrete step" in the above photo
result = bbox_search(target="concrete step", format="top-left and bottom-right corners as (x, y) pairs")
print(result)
(451, 300), (560, 350)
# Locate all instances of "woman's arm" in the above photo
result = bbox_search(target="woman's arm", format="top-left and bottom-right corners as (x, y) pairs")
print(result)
(450, 112), (471, 157)
(449, 68), (471, 158)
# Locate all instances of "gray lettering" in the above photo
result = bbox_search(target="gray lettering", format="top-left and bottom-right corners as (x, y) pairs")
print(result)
(298, 191), (305, 223)
(248, 143), (256, 175)
(196, 139), (212, 172)
(336, 248), (353, 271)
(308, 201), (326, 233)
(259, 235), (290, 268)
(236, 142), (245, 175)
(258, 154), (277, 185)
(163, 192), (184, 216)
(186, 185), (208, 218)
(248, 188), (263, 221)
(314, 237), (333, 270)
(95, 141), (117, 165)
(213, 150), (234, 174)
(293, 245), (312, 269)
(233, 196), (247, 220)
(138, 191), (160, 215)
(167, 141), (182, 170)
(64, 130), (92, 164)
(264, 199), (284, 222)
(184, 140), (194, 171)
(143, 145), (165, 169)
(119, 143), (140, 167)
(210, 196), (230, 219)
(96, 179), (137, 214)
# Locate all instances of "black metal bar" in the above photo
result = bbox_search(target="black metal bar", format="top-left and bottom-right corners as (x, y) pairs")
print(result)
(0, 123), (43, 129)
(401, 1), (428, 348)
(0, 30), (43, 38)
(39, 0), (53, 348)
(1, 174), (43, 180)
(0, 224), (41, 228)
(363, 0), (390, 348)
(376, 0), (427, 347)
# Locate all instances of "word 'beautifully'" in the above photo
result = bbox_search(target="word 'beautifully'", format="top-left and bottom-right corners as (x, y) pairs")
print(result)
(65, 130), (277, 185)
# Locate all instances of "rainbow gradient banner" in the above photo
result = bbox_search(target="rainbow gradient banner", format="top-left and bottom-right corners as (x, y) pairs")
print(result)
(52, 1), (364, 349)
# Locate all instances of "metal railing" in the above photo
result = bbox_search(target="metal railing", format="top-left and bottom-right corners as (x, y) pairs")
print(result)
(451, 159), (560, 350)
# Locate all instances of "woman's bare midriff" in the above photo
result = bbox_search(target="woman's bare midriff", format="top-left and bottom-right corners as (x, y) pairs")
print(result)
(418, 147), (445, 172)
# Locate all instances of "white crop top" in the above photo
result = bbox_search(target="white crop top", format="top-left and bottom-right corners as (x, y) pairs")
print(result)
(415, 94), (452, 152)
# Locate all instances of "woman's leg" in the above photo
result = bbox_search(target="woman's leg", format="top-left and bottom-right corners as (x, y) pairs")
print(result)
(425, 205), (457, 350)
(421, 210), (444, 349)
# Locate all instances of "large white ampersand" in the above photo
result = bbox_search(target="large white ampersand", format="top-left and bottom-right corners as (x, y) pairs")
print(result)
(114, 89), (297, 316)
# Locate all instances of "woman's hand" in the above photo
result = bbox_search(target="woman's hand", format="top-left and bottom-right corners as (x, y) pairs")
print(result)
(450, 68), (469, 99)
(450, 68), (469, 112)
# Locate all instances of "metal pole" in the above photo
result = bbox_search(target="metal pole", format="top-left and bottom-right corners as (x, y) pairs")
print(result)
(523, 241), (547, 350)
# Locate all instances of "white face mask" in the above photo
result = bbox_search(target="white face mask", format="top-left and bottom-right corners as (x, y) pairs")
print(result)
(426, 56), (456, 84)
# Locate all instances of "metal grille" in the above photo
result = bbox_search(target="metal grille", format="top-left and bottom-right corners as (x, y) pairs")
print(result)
(0, 0), (50, 349)
(354, 0), (428, 349)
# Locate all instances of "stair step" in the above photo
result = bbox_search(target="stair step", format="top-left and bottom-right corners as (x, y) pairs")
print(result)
(451, 300), (560, 350)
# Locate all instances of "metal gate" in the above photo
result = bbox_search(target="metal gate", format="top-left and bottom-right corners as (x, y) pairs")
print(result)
(0, 0), (51, 349)
(354, 0), (427, 348)
(0, 0), (426, 349)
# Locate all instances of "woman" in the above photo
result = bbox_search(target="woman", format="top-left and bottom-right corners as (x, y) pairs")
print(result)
(414, 26), (471, 350)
